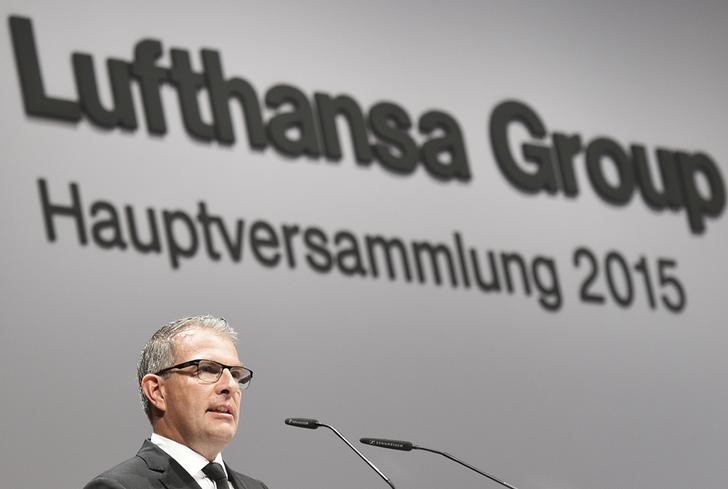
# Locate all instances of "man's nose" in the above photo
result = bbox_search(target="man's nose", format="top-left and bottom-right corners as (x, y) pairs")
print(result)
(216, 367), (240, 393)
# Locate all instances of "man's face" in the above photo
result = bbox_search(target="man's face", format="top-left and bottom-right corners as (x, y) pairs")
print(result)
(157, 327), (243, 459)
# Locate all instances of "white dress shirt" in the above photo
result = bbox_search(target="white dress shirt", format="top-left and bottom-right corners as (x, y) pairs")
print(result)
(150, 433), (233, 489)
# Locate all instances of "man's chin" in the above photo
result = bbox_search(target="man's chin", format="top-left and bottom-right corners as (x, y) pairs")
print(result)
(206, 421), (238, 442)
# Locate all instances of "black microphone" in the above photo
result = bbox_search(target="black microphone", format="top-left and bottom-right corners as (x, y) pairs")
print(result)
(284, 417), (320, 429)
(360, 437), (519, 489)
(360, 438), (413, 451)
(285, 418), (396, 489)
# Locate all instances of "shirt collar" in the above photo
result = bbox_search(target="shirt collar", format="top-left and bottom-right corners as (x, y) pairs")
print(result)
(150, 433), (228, 481)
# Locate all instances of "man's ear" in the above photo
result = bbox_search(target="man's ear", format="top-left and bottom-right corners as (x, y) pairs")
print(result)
(141, 374), (167, 414)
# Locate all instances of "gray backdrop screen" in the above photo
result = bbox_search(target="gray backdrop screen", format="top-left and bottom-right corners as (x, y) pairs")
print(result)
(1, 2), (726, 489)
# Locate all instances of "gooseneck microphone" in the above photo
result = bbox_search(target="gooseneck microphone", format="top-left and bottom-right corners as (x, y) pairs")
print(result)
(360, 438), (413, 451)
(360, 437), (519, 489)
(284, 417), (320, 429)
(285, 418), (396, 489)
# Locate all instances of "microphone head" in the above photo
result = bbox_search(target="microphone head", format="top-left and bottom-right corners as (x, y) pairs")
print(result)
(285, 418), (321, 429)
(360, 437), (414, 451)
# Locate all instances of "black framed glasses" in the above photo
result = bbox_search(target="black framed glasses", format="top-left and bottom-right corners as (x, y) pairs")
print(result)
(156, 359), (253, 389)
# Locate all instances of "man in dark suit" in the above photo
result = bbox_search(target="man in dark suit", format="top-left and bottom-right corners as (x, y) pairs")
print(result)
(84, 315), (269, 489)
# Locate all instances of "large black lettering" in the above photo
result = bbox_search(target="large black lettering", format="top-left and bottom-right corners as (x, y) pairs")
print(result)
(90, 201), (127, 249)
(37, 179), (87, 244)
(585, 138), (634, 205)
(125, 206), (162, 253)
(303, 227), (333, 272)
(170, 49), (215, 141)
(532, 256), (562, 311)
(215, 216), (246, 262)
(266, 84), (321, 158)
(453, 232), (471, 289)
(162, 209), (198, 269)
(281, 224), (300, 268)
(490, 100), (559, 194)
(632, 146), (683, 211)
(315, 93), (373, 164)
(9, 16), (80, 121)
(419, 110), (470, 181)
(412, 241), (457, 286)
(131, 39), (169, 135)
(202, 49), (267, 148)
(250, 221), (281, 267)
(676, 152), (726, 234)
(196, 202), (223, 261)
(369, 102), (418, 175)
(552, 132), (582, 196)
(365, 235), (411, 281)
(469, 249), (500, 292)
(500, 252), (531, 295)
(72, 55), (136, 130)
(334, 231), (367, 276)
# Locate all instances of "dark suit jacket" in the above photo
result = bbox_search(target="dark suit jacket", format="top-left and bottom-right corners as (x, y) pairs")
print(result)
(84, 440), (269, 489)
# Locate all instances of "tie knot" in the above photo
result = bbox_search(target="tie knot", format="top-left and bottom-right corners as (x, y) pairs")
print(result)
(202, 462), (228, 485)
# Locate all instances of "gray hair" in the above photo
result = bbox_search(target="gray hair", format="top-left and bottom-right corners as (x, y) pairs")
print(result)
(137, 315), (238, 422)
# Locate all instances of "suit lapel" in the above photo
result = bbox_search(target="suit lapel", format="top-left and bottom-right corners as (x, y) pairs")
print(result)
(225, 463), (249, 489)
(160, 457), (204, 489)
(137, 439), (204, 489)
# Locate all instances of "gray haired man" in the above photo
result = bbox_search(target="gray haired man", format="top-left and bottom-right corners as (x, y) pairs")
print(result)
(84, 315), (268, 489)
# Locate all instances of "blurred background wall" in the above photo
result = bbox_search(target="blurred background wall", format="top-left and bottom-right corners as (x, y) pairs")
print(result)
(1, 2), (726, 488)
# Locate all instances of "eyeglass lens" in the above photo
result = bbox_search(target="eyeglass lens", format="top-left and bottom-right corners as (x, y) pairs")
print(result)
(197, 360), (252, 387)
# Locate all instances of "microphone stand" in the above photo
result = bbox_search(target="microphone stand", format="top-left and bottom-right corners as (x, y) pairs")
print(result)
(361, 437), (519, 489)
(413, 445), (519, 489)
(285, 418), (396, 489)
(318, 422), (396, 489)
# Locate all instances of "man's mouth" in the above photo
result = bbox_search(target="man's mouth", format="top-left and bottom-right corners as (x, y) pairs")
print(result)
(208, 405), (234, 416)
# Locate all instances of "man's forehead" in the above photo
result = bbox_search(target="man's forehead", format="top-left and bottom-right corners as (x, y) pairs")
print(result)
(173, 327), (240, 359)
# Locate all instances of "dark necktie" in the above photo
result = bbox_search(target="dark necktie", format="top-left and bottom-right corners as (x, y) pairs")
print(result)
(202, 462), (228, 489)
